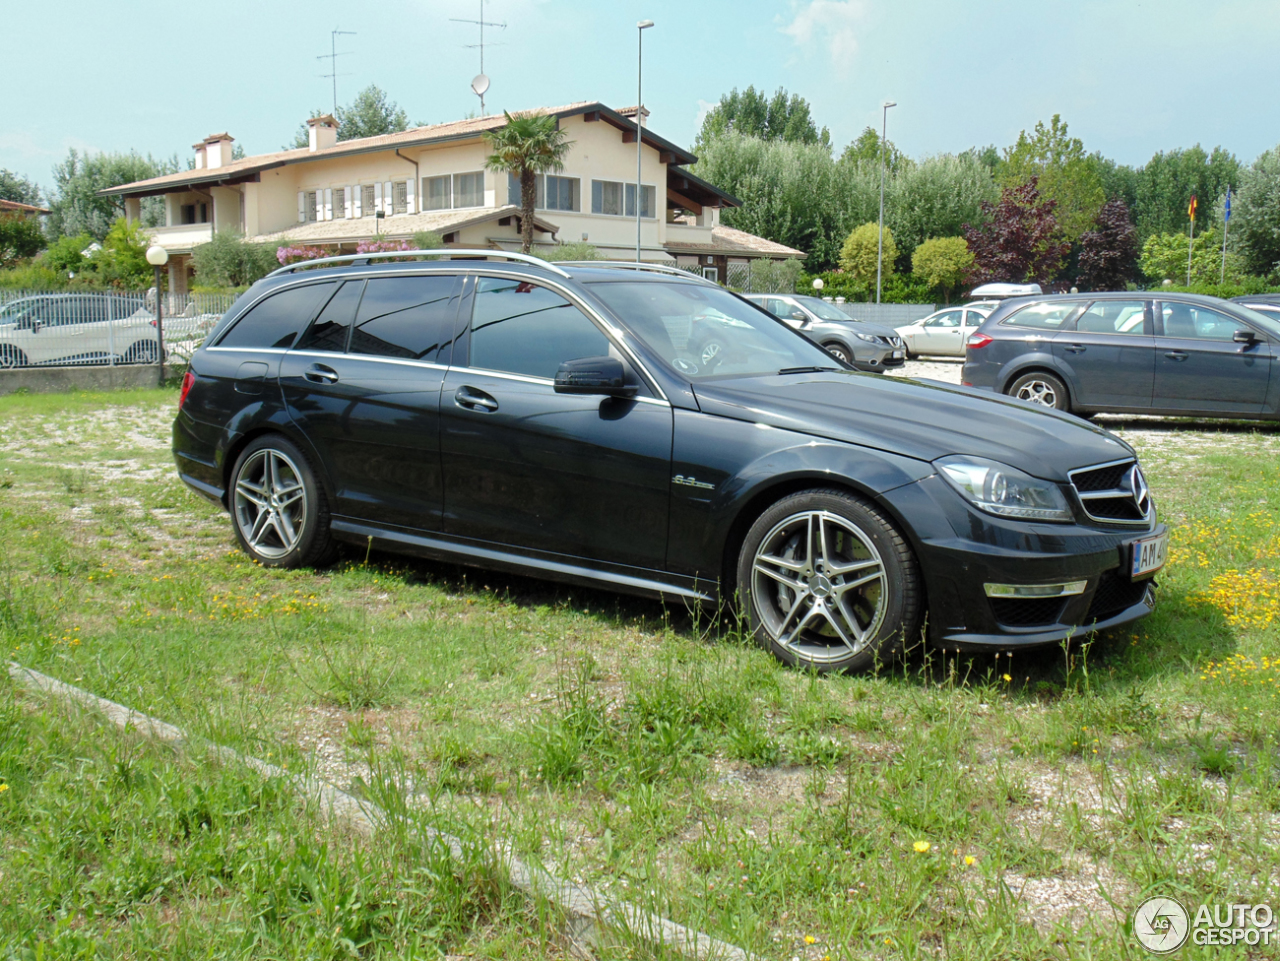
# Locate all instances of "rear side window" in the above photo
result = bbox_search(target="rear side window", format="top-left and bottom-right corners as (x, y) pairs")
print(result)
(1002, 301), (1083, 330)
(350, 276), (458, 362)
(469, 277), (610, 379)
(296, 281), (363, 352)
(219, 283), (336, 350)
(1075, 301), (1149, 335)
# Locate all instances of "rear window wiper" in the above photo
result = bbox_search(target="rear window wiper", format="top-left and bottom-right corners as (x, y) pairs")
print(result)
(777, 366), (841, 375)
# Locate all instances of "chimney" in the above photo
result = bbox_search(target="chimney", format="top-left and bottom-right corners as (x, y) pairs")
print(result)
(619, 105), (650, 127)
(203, 133), (235, 169)
(192, 141), (206, 169)
(307, 115), (339, 152)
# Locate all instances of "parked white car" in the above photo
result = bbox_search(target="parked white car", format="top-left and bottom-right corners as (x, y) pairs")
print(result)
(895, 306), (992, 358)
(0, 294), (160, 368)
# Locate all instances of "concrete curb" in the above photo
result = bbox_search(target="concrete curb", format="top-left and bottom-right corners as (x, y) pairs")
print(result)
(0, 364), (163, 395)
(7, 661), (751, 961)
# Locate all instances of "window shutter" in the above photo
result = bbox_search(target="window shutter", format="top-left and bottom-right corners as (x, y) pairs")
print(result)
(374, 181), (382, 214)
(323, 188), (333, 221)
(344, 186), (353, 219)
(354, 186), (362, 218)
(297, 191), (305, 223)
(383, 181), (393, 214)
(405, 178), (415, 214)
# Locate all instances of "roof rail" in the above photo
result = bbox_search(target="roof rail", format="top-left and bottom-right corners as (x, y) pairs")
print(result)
(266, 248), (571, 279)
(552, 260), (719, 285)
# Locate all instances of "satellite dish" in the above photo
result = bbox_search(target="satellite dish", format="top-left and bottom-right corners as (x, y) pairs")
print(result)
(470, 74), (490, 96)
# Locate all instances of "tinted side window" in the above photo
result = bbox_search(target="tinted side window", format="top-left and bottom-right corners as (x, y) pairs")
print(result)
(925, 310), (962, 328)
(1075, 301), (1149, 335)
(350, 276), (458, 361)
(469, 277), (609, 379)
(220, 283), (336, 350)
(1002, 301), (1083, 330)
(1160, 303), (1249, 342)
(296, 281), (363, 352)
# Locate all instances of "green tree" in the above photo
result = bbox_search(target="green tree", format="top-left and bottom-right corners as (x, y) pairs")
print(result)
(411, 230), (446, 250)
(911, 237), (973, 303)
(530, 241), (601, 262)
(1229, 146), (1280, 276)
(41, 233), (94, 275)
(840, 126), (911, 174)
(839, 222), (897, 284)
(46, 149), (173, 240)
(885, 154), (996, 260)
(0, 169), (42, 206)
(0, 213), (46, 267)
(695, 86), (830, 149)
(191, 232), (280, 288)
(1139, 228), (1245, 285)
(999, 115), (1105, 242)
(290, 85), (410, 148)
(692, 133), (879, 270)
(1132, 145), (1241, 241)
(483, 111), (573, 253)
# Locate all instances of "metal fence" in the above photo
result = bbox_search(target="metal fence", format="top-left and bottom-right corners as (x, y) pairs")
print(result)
(0, 289), (235, 369)
(829, 302), (937, 325)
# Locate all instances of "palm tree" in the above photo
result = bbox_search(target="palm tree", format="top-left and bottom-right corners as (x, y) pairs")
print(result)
(483, 111), (573, 254)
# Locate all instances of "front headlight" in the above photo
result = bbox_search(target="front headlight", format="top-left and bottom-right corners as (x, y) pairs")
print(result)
(935, 455), (1072, 522)
(853, 332), (878, 343)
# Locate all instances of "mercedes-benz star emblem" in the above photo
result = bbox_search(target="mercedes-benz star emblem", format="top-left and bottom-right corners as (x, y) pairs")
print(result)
(1125, 465), (1150, 515)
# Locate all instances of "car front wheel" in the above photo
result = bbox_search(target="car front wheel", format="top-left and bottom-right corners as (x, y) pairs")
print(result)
(0, 346), (28, 369)
(229, 435), (336, 568)
(736, 489), (922, 673)
(1008, 371), (1070, 411)
(822, 341), (852, 365)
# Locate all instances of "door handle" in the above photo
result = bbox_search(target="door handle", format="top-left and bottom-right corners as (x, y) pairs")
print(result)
(1064, 344), (1086, 354)
(454, 386), (498, 412)
(304, 363), (339, 384)
(1163, 351), (1188, 362)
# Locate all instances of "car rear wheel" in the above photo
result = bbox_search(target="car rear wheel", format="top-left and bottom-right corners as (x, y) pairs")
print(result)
(124, 340), (160, 364)
(1008, 371), (1070, 412)
(0, 346), (28, 369)
(736, 489), (922, 673)
(822, 341), (852, 365)
(229, 435), (336, 568)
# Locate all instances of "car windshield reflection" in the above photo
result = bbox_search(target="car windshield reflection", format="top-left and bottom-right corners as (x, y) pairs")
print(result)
(588, 281), (840, 379)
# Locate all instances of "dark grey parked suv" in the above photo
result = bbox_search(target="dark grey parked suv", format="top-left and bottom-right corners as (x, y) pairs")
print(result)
(962, 292), (1280, 419)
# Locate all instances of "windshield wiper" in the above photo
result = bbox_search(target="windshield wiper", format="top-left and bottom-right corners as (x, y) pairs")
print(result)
(777, 366), (840, 375)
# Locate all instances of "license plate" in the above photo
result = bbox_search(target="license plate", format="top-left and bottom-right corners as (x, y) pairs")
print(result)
(892, 350), (904, 359)
(1131, 531), (1168, 579)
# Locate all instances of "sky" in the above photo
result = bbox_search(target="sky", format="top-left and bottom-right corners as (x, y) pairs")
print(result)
(4, 0), (1279, 194)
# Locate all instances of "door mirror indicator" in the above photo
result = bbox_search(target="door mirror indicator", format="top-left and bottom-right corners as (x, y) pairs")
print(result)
(553, 356), (637, 398)
(1232, 329), (1258, 345)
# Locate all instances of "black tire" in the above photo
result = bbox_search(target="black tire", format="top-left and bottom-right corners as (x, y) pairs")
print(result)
(0, 346), (28, 369)
(125, 340), (160, 364)
(822, 341), (853, 365)
(1007, 371), (1070, 412)
(736, 488), (922, 673)
(228, 434), (337, 568)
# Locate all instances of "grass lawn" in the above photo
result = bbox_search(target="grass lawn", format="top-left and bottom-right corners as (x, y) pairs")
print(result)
(1, 387), (1278, 959)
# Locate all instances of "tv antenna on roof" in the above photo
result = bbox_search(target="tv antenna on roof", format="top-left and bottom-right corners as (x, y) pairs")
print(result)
(451, 0), (505, 115)
(317, 29), (357, 114)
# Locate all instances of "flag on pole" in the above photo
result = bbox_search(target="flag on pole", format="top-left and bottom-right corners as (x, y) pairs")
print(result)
(1188, 195), (1198, 221)
(1224, 187), (1231, 222)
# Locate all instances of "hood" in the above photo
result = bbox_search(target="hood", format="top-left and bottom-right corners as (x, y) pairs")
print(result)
(840, 320), (899, 339)
(691, 370), (1134, 480)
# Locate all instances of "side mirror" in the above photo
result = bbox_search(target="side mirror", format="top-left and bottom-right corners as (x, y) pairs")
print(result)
(554, 356), (637, 398)
(1233, 329), (1258, 345)
(790, 311), (808, 322)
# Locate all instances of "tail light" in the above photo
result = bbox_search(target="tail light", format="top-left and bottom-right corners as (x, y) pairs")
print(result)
(967, 332), (993, 349)
(178, 370), (195, 409)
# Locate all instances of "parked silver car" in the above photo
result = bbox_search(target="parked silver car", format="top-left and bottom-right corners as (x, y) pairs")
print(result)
(742, 294), (906, 371)
(895, 305), (992, 358)
(0, 294), (157, 368)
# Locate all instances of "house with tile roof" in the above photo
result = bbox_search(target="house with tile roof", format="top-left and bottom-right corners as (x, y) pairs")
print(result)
(102, 101), (804, 293)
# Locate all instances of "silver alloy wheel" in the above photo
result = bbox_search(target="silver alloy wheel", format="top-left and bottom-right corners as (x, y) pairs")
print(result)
(1015, 379), (1059, 407)
(0, 350), (19, 370)
(824, 343), (851, 364)
(699, 340), (723, 366)
(233, 448), (308, 559)
(751, 510), (888, 664)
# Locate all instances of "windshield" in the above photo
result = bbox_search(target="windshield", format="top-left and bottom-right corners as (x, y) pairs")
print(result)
(0, 301), (32, 324)
(1234, 303), (1280, 339)
(588, 281), (840, 379)
(794, 296), (857, 321)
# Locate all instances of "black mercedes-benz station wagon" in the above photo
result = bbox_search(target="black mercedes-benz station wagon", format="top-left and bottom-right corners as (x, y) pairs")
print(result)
(174, 251), (1167, 672)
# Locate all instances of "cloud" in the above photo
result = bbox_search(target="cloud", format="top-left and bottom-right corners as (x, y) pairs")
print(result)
(695, 99), (718, 130)
(780, 0), (865, 74)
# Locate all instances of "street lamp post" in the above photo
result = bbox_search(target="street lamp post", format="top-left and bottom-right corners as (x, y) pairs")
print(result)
(636, 19), (654, 262)
(145, 245), (169, 386)
(876, 101), (896, 305)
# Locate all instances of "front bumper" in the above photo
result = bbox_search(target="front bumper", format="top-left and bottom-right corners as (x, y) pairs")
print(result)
(852, 343), (906, 371)
(881, 473), (1163, 650)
